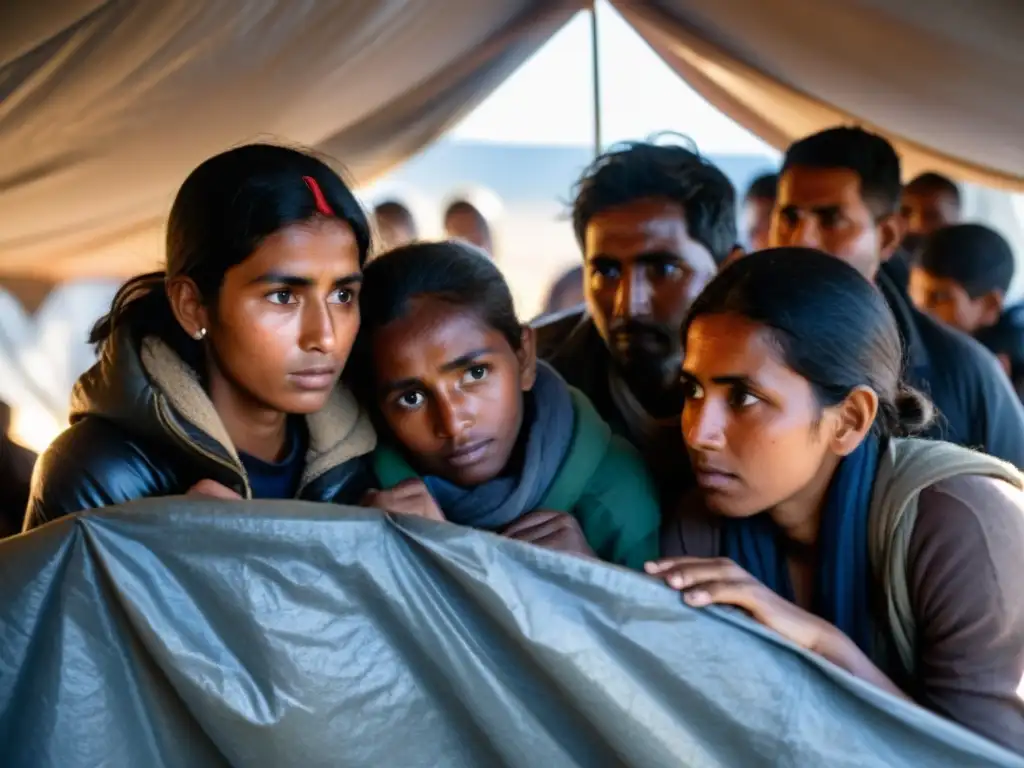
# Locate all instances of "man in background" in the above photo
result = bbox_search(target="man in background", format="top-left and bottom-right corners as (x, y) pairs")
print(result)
(772, 126), (1024, 465)
(742, 172), (778, 252)
(534, 138), (739, 500)
(900, 171), (963, 254)
(880, 172), (963, 290)
(373, 200), (418, 251)
(444, 199), (493, 256)
(539, 265), (584, 317)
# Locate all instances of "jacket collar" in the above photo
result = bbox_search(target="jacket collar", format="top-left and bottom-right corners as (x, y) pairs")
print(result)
(71, 328), (376, 496)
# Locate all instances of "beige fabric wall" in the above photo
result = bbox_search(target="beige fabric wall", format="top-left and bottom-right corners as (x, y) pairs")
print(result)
(613, 0), (1024, 190)
(0, 1), (580, 280)
(4, 1), (1024, 282)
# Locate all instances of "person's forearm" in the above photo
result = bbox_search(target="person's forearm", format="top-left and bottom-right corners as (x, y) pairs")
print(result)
(814, 629), (912, 703)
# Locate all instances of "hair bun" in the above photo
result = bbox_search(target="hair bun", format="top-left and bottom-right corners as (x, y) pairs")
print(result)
(891, 383), (935, 436)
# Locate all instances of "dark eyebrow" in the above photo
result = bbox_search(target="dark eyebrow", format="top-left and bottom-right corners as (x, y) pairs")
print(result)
(634, 250), (685, 266)
(780, 203), (842, 219)
(378, 347), (496, 396)
(681, 370), (757, 387)
(248, 272), (363, 287)
(439, 347), (496, 373)
(811, 205), (843, 218)
(379, 376), (421, 396)
(590, 251), (683, 266)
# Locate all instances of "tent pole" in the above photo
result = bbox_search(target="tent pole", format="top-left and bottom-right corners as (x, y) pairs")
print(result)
(589, 1), (602, 157)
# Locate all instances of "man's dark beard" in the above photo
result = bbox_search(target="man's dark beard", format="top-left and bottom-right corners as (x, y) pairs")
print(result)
(608, 320), (684, 418)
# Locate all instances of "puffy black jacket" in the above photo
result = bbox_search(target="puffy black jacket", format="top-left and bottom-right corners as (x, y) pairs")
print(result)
(25, 330), (377, 530)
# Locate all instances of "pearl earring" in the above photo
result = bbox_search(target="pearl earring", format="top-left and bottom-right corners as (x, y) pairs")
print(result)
(193, 328), (207, 341)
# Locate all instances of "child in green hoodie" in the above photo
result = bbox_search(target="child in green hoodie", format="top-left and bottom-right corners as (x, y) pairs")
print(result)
(352, 240), (660, 570)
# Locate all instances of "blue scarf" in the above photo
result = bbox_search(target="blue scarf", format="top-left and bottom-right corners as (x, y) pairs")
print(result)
(423, 362), (575, 531)
(721, 435), (880, 656)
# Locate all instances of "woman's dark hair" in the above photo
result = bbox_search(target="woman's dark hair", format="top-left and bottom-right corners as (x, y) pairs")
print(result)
(360, 240), (520, 346)
(351, 240), (521, 396)
(89, 143), (372, 367)
(684, 247), (934, 438)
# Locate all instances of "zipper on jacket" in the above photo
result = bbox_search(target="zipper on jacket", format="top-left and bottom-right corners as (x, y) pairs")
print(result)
(155, 394), (253, 498)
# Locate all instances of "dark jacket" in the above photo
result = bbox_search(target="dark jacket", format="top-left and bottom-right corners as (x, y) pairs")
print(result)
(25, 330), (377, 530)
(371, 385), (661, 570)
(975, 303), (1024, 401)
(878, 265), (1024, 467)
(533, 308), (692, 504)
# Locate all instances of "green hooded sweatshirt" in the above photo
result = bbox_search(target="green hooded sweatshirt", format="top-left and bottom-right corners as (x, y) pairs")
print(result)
(371, 387), (661, 570)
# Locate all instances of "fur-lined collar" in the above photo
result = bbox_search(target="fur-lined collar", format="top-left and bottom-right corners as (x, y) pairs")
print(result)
(71, 329), (376, 494)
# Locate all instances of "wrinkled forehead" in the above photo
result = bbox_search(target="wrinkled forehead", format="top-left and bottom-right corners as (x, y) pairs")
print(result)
(584, 198), (716, 269)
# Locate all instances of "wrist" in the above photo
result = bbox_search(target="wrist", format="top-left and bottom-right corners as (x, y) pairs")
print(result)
(810, 623), (857, 667)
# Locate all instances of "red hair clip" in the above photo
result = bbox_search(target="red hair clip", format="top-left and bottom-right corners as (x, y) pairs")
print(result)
(302, 175), (334, 217)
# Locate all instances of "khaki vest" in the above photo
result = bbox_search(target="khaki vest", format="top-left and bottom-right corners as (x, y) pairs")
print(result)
(869, 438), (1024, 675)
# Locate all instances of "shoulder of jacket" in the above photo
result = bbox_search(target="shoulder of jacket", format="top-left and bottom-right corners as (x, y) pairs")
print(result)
(41, 417), (149, 465)
(532, 308), (589, 356)
(33, 417), (171, 504)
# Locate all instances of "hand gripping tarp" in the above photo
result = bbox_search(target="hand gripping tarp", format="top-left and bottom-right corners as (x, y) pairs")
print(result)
(1, 500), (1021, 768)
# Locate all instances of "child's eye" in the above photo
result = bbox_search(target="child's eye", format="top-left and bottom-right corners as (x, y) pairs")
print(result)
(397, 391), (425, 409)
(267, 289), (296, 305)
(330, 287), (354, 304)
(461, 365), (489, 384)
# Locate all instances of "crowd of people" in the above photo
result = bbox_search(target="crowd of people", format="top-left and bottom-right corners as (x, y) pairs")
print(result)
(6, 125), (1024, 754)
(372, 196), (495, 256)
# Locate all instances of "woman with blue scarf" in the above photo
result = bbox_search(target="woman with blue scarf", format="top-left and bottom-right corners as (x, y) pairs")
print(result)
(651, 248), (1024, 754)
(351, 241), (661, 570)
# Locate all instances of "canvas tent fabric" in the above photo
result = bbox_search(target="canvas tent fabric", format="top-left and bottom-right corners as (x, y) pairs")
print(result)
(0, 1), (580, 280)
(612, 0), (1024, 191)
(2, 1), (1024, 281)
(1, 501), (1023, 768)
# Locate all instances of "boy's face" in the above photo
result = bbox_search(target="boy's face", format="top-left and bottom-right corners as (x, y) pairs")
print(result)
(909, 267), (1001, 334)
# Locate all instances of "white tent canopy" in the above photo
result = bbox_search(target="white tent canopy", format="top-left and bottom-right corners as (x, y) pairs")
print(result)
(2, 1), (1024, 281)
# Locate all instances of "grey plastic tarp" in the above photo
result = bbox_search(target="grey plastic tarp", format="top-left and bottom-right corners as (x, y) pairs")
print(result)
(1, 500), (1022, 768)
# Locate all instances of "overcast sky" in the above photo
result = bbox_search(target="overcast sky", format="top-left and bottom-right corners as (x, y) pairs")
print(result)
(448, 2), (777, 157)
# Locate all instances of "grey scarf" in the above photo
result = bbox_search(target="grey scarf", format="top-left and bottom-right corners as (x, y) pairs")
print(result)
(423, 362), (575, 530)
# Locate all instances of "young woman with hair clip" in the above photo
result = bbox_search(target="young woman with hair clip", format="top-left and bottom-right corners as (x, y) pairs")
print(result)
(24, 144), (377, 529)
